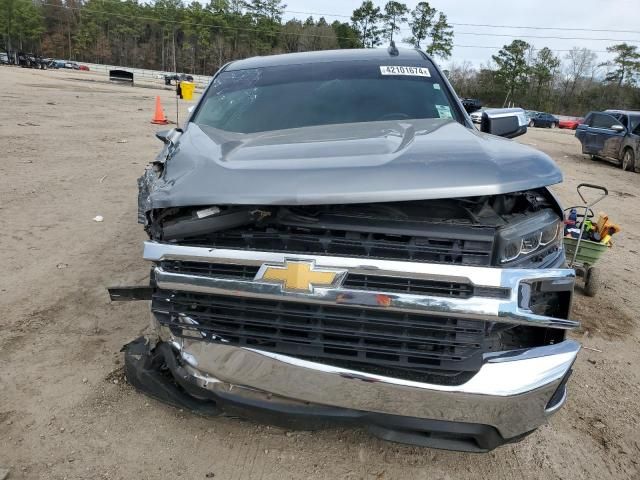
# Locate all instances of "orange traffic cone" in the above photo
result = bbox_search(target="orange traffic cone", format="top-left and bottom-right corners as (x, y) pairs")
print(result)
(151, 96), (169, 125)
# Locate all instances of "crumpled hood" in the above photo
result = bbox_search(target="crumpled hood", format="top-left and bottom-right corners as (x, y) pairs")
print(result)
(147, 119), (562, 208)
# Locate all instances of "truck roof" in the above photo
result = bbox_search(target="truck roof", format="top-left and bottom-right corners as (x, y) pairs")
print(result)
(225, 48), (430, 71)
(604, 109), (640, 117)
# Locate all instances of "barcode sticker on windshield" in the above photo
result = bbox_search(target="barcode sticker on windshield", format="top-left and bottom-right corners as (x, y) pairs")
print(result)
(380, 66), (430, 77)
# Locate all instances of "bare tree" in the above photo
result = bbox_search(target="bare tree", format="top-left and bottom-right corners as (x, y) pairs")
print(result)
(280, 19), (303, 52)
(299, 18), (339, 52)
(562, 47), (597, 107)
(446, 60), (475, 96)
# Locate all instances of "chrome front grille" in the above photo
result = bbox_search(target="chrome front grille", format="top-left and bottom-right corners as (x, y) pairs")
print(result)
(153, 291), (487, 384)
(145, 241), (577, 384)
(177, 224), (495, 266)
(160, 260), (260, 280)
(160, 260), (505, 299)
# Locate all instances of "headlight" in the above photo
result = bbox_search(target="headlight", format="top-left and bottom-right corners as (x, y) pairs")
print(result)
(496, 210), (562, 265)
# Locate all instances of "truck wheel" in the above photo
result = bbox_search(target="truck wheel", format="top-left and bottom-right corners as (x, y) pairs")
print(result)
(584, 267), (601, 297)
(621, 148), (635, 172)
(528, 120), (534, 127)
(550, 122), (556, 129)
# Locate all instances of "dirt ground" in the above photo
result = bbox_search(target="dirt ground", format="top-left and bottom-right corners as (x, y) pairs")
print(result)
(1, 67), (639, 480)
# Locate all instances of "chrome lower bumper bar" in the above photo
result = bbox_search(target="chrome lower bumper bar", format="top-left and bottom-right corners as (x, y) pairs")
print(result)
(159, 325), (579, 439)
(144, 241), (578, 330)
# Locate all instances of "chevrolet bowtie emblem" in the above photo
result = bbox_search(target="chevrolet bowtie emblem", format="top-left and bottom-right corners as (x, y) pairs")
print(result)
(255, 260), (346, 293)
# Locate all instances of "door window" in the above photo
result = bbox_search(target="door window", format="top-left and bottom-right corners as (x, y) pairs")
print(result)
(591, 113), (621, 130)
(583, 113), (594, 126)
(612, 113), (629, 129)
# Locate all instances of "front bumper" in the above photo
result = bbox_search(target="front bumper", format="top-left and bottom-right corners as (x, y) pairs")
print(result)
(119, 242), (579, 451)
(125, 323), (578, 452)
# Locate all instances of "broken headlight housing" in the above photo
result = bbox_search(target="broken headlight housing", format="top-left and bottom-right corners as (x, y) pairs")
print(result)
(497, 210), (563, 265)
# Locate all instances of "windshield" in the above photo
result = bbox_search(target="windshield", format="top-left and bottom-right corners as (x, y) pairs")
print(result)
(193, 61), (459, 134)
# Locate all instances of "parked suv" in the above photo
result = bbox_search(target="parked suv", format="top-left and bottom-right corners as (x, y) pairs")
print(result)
(528, 112), (559, 128)
(112, 48), (577, 452)
(575, 110), (640, 172)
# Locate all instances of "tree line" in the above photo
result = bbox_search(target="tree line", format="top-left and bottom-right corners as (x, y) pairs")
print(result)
(2, 0), (639, 114)
(448, 40), (640, 115)
(0, 0), (453, 74)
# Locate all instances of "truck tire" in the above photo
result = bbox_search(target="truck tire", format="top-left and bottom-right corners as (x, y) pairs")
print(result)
(621, 148), (635, 172)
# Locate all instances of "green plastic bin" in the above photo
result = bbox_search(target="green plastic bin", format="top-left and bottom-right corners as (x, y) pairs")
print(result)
(563, 237), (608, 265)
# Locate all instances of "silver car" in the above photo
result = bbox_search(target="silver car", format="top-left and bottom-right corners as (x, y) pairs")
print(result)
(470, 108), (484, 123)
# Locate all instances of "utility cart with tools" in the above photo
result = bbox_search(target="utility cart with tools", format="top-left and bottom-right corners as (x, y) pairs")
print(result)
(563, 183), (615, 297)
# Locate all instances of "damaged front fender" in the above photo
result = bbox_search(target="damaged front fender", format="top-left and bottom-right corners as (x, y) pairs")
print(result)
(137, 128), (184, 225)
(137, 166), (159, 225)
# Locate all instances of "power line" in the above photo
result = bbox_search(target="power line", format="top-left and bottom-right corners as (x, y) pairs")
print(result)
(44, 0), (640, 41)
(436, 21), (640, 36)
(283, 9), (640, 35)
(38, 3), (612, 54)
(453, 44), (609, 53)
(45, 0), (640, 36)
(399, 29), (640, 44)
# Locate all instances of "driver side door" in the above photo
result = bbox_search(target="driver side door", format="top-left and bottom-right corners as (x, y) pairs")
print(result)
(584, 113), (625, 157)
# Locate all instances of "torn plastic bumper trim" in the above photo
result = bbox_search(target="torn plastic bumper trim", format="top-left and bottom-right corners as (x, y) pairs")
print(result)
(108, 286), (153, 301)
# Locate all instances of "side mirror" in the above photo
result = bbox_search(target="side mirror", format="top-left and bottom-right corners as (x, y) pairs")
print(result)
(480, 108), (528, 138)
(611, 124), (625, 132)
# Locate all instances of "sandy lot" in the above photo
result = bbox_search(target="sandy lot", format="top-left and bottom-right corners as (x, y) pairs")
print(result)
(1, 67), (639, 480)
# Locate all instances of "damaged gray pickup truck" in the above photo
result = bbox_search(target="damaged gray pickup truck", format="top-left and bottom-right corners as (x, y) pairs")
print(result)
(112, 48), (580, 452)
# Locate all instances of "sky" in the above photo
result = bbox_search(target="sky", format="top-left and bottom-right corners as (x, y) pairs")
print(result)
(281, 0), (640, 69)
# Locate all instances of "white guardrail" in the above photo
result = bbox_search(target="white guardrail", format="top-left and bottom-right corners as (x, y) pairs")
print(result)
(81, 62), (213, 89)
